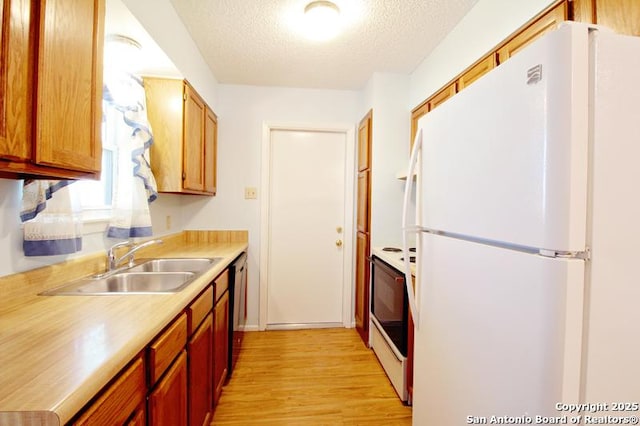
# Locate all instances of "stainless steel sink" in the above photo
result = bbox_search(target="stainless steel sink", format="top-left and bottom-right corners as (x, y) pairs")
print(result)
(128, 258), (218, 273)
(40, 257), (221, 296)
(41, 272), (197, 295)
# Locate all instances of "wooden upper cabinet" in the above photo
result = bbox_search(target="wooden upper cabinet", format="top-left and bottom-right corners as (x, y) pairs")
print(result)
(429, 82), (456, 111)
(410, 101), (429, 149)
(204, 107), (218, 195)
(357, 110), (372, 172)
(592, 0), (640, 36)
(497, 1), (568, 64)
(458, 54), (497, 91)
(144, 77), (217, 195)
(0, 0), (104, 179)
(0, 0), (32, 163)
(183, 83), (205, 192)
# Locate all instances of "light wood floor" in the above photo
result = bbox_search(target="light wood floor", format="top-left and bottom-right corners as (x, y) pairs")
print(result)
(211, 328), (412, 425)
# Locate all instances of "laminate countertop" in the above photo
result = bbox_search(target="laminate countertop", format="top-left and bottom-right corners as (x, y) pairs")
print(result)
(0, 231), (247, 426)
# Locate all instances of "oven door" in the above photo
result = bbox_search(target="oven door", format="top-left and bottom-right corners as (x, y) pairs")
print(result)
(371, 256), (408, 357)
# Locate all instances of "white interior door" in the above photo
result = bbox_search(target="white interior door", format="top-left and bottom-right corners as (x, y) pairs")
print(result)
(266, 128), (346, 327)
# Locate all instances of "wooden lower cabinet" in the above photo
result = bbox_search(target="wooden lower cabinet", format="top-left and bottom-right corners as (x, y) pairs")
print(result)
(148, 350), (188, 426)
(213, 289), (230, 405)
(189, 313), (214, 426)
(72, 357), (146, 425)
(72, 268), (233, 425)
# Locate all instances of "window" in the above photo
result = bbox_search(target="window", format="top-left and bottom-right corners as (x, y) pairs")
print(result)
(70, 121), (117, 222)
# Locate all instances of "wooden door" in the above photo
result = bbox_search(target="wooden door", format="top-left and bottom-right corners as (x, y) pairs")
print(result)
(355, 110), (372, 346)
(354, 232), (370, 345)
(34, 0), (104, 173)
(189, 313), (213, 426)
(497, 1), (568, 64)
(213, 290), (229, 406)
(358, 110), (371, 171)
(148, 350), (188, 426)
(357, 170), (370, 233)
(204, 107), (218, 194)
(183, 82), (205, 191)
(0, 0), (32, 162)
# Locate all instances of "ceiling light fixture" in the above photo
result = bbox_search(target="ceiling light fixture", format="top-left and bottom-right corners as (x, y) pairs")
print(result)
(303, 1), (341, 41)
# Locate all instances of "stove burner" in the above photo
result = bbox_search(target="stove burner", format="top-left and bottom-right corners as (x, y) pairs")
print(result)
(382, 247), (402, 252)
(400, 256), (416, 263)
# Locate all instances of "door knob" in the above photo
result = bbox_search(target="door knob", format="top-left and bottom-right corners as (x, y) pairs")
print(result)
(336, 239), (343, 247)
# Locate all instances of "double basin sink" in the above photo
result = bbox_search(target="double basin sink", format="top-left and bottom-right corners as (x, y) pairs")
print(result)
(41, 258), (221, 296)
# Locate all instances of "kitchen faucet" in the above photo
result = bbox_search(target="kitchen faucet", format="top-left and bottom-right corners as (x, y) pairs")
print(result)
(106, 239), (164, 272)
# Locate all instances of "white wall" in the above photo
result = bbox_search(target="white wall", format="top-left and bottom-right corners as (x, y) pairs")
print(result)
(360, 73), (411, 247)
(184, 84), (360, 329)
(121, 0), (218, 108)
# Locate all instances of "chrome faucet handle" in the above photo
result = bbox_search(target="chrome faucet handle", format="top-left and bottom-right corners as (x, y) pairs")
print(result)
(106, 240), (134, 271)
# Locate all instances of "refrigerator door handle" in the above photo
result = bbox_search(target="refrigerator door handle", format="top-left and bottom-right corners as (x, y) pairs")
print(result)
(402, 128), (423, 328)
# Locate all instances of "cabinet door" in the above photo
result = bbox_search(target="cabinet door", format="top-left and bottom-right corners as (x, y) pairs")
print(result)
(594, 0), (640, 36)
(410, 102), (429, 150)
(0, 0), (32, 162)
(73, 357), (146, 426)
(189, 313), (213, 426)
(357, 170), (370, 233)
(148, 350), (188, 426)
(126, 406), (146, 426)
(458, 54), (497, 91)
(355, 231), (370, 345)
(34, 0), (104, 174)
(183, 82), (205, 191)
(204, 107), (218, 195)
(144, 77), (184, 192)
(497, 1), (567, 64)
(357, 110), (372, 172)
(428, 82), (456, 111)
(213, 290), (229, 406)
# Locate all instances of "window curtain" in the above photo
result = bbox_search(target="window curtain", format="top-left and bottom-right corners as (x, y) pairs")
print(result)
(20, 180), (83, 256)
(103, 72), (158, 239)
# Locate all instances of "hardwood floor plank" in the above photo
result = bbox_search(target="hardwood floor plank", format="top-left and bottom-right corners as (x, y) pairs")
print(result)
(211, 328), (412, 425)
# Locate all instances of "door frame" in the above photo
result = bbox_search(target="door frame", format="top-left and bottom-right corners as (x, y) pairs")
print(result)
(259, 121), (356, 331)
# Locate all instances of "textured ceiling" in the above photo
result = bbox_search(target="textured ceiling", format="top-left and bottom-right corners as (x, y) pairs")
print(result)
(168, 0), (479, 90)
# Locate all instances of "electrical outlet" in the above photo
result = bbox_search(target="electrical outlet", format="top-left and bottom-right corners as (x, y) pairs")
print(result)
(244, 187), (258, 199)
(166, 215), (172, 230)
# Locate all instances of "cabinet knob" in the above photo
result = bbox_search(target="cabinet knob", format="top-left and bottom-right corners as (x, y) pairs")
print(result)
(336, 239), (343, 247)
(182, 172), (186, 180)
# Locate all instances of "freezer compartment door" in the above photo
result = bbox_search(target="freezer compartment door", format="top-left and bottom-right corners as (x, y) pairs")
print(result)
(412, 233), (584, 425)
(418, 23), (589, 252)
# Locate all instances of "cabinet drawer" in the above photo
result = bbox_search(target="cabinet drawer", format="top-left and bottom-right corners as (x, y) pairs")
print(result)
(188, 285), (213, 335)
(148, 313), (187, 385)
(73, 356), (146, 425)
(215, 270), (229, 302)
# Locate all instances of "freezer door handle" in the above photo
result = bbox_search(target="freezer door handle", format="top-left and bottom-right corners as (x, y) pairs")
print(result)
(402, 128), (423, 328)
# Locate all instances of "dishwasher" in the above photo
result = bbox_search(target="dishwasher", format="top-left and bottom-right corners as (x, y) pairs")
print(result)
(227, 251), (247, 378)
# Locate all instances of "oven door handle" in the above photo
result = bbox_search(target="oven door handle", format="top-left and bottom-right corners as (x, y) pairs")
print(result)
(402, 128), (422, 329)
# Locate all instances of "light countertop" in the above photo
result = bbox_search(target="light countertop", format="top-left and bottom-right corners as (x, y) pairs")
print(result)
(0, 231), (247, 426)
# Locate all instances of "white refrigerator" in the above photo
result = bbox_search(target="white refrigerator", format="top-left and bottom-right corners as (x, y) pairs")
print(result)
(402, 22), (640, 425)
